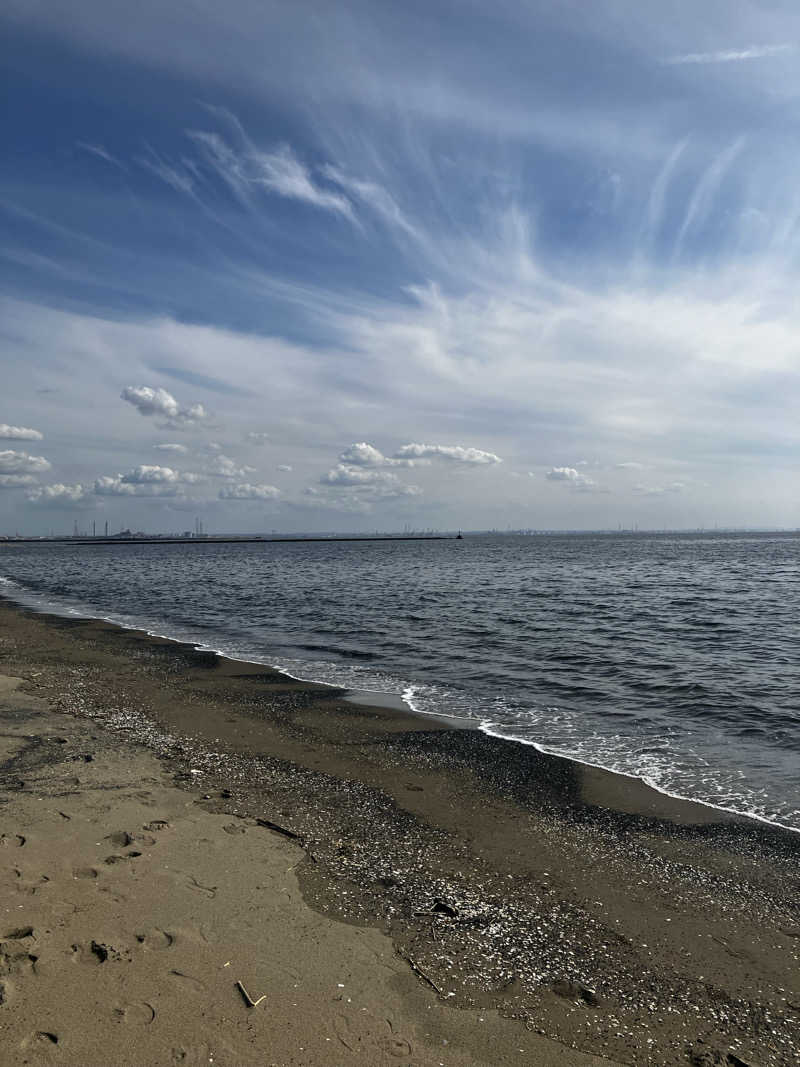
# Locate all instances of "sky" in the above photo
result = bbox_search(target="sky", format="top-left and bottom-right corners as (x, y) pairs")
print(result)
(2, 0), (799, 534)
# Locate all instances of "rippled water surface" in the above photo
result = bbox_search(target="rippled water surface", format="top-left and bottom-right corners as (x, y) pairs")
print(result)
(1, 533), (798, 829)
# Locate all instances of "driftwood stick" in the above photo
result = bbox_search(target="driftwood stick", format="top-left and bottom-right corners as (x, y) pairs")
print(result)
(255, 818), (303, 841)
(403, 955), (443, 995)
(236, 980), (267, 1008)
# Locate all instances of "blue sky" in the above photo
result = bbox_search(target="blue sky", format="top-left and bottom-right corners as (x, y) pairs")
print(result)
(2, 1), (799, 532)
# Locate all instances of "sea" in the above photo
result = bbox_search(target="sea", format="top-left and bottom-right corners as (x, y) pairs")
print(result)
(1, 532), (797, 831)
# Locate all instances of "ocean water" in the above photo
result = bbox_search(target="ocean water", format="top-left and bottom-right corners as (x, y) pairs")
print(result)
(1, 533), (798, 831)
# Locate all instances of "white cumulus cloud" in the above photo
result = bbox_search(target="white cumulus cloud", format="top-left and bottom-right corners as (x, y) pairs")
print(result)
(338, 442), (388, 467)
(0, 424), (44, 441)
(203, 454), (255, 479)
(119, 464), (201, 485)
(320, 465), (402, 487)
(26, 483), (92, 506)
(338, 442), (420, 468)
(121, 385), (207, 426)
(0, 450), (51, 475)
(218, 483), (280, 500)
(153, 443), (189, 454)
(94, 474), (179, 497)
(245, 432), (270, 445)
(546, 466), (582, 482)
(0, 474), (38, 488)
(394, 443), (502, 465)
(546, 466), (603, 492)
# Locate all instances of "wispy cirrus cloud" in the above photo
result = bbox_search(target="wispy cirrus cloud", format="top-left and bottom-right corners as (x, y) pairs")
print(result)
(673, 138), (746, 258)
(665, 44), (793, 65)
(137, 146), (197, 197)
(186, 132), (354, 218)
(76, 141), (127, 170)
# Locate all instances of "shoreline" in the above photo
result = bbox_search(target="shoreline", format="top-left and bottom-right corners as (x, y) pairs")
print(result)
(1, 595), (799, 1065)
(0, 584), (789, 832)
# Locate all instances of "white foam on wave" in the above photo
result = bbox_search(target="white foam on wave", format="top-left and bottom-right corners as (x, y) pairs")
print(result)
(479, 719), (800, 834)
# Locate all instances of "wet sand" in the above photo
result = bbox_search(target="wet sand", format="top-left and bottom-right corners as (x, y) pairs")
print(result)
(0, 597), (798, 1065)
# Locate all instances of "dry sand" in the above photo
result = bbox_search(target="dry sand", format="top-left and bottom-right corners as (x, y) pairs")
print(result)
(0, 599), (798, 1066)
(0, 671), (608, 1067)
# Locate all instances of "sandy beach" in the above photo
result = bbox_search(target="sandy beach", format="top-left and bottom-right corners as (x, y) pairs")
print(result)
(1, 597), (798, 1066)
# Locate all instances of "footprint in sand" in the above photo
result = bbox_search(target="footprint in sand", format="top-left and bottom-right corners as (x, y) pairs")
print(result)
(384, 1019), (412, 1058)
(171, 1041), (237, 1065)
(0, 834), (26, 848)
(0, 942), (38, 977)
(70, 940), (129, 965)
(135, 928), (175, 950)
(143, 819), (171, 832)
(3, 926), (34, 941)
(168, 969), (205, 993)
(0, 929), (38, 981)
(19, 1031), (59, 1052)
(384, 1036), (413, 1058)
(11, 870), (50, 896)
(185, 875), (217, 898)
(106, 830), (157, 848)
(104, 851), (142, 865)
(106, 830), (134, 847)
(113, 1001), (156, 1025)
(73, 867), (99, 880)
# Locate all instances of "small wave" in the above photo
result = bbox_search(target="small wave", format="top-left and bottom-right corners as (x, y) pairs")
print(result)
(479, 720), (800, 834)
